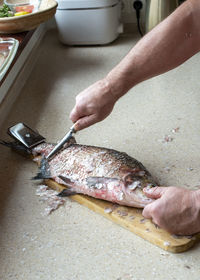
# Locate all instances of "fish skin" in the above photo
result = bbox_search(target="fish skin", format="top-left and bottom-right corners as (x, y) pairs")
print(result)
(32, 139), (156, 208)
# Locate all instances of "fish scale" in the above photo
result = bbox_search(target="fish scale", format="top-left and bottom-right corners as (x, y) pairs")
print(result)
(32, 141), (156, 208)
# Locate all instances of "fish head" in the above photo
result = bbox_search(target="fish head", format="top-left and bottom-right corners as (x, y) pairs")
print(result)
(122, 173), (155, 207)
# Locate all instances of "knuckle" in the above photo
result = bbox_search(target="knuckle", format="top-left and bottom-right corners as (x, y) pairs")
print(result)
(152, 209), (164, 227)
(75, 94), (84, 105)
(75, 95), (80, 102)
(154, 216), (162, 226)
(142, 206), (150, 218)
(75, 106), (81, 114)
(150, 205), (157, 215)
(151, 206), (161, 221)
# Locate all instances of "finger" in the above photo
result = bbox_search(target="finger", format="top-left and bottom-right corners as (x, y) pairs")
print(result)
(142, 203), (162, 229)
(142, 204), (153, 219)
(75, 114), (98, 131)
(70, 107), (80, 123)
(143, 186), (167, 199)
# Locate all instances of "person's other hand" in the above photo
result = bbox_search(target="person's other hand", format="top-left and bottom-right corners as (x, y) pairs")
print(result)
(142, 186), (200, 235)
(70, 78), (117, 131)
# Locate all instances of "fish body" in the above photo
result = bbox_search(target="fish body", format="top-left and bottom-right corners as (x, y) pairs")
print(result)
(32, 139), (156, 208)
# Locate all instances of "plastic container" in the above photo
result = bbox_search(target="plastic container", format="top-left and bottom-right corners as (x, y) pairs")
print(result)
(55, 0), (123, 45)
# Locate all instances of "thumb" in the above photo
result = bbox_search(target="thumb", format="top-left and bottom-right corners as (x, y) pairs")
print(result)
(143, 186), (167, 199)
(70, 107), (79, 123)
(74, 114), (97, 131)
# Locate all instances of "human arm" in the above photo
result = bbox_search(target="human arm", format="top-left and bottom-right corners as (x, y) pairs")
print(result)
(142, 186), (200, 235)
(70, 0), (200, 130)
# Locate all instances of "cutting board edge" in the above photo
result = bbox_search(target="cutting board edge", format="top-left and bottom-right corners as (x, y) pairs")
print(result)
(44, 178), (199, 253)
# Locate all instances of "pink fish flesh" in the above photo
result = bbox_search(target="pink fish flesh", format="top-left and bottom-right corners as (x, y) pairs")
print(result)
(32, 139), (156, 208)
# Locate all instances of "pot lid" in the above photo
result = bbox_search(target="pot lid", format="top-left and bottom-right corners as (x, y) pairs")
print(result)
(57, 0), (119, 9)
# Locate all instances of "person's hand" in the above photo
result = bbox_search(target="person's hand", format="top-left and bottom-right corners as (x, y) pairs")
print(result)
(70, 78), (118, 131)
(142, 186), (200, 235)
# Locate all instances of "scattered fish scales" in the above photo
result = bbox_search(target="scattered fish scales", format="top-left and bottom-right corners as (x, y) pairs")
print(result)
(187, 167), (194, 171)
(172, 127), (180, 133)
(35, 184), (65, 215)
(128, 215), (135, 220)
(164, 167), (171, 173)
(163, 241), (171, 246)
(140, 218), (147, 224)
(116, 210), (128, 217)
(104, 207), (113, 214)
(163, 135), (174, 143)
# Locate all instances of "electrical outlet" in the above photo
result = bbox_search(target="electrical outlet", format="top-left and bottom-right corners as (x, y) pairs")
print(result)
(121, 0), (146, 24)
(131, 0), (146, 20)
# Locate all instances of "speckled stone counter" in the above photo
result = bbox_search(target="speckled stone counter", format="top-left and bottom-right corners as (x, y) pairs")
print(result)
(0, 29), (200, 280)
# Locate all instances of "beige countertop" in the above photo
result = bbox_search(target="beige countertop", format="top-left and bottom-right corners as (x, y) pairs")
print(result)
(0, 29), (200, 279)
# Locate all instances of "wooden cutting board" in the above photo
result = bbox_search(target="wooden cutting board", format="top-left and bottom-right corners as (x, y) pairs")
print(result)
(44, 178), (200, 253)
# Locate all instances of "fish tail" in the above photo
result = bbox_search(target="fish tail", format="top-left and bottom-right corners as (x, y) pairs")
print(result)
(32, 155), (52, 180)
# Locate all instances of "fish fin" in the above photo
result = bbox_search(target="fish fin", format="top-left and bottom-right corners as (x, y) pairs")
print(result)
(86, 176), (118, 188)
(32, 156), (52, 180)
(57, 188), (77, 197)
(0, 140), (31, 154)
(0, 139), (19, 147)
(124, 173), (137, 186)
(58, 175), (75, 187)
(0, 140), (12, 147)
(32, 173), (52, 180)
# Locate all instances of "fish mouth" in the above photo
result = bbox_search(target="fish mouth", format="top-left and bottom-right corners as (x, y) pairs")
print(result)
(122, 181), (155, 208)
(32, 155), (52, 180)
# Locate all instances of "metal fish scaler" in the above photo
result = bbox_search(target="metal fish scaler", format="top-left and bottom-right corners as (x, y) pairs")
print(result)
(1, 123), (157, 208)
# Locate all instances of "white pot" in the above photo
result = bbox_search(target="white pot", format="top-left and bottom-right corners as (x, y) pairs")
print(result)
(55, 0), (123, 45)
